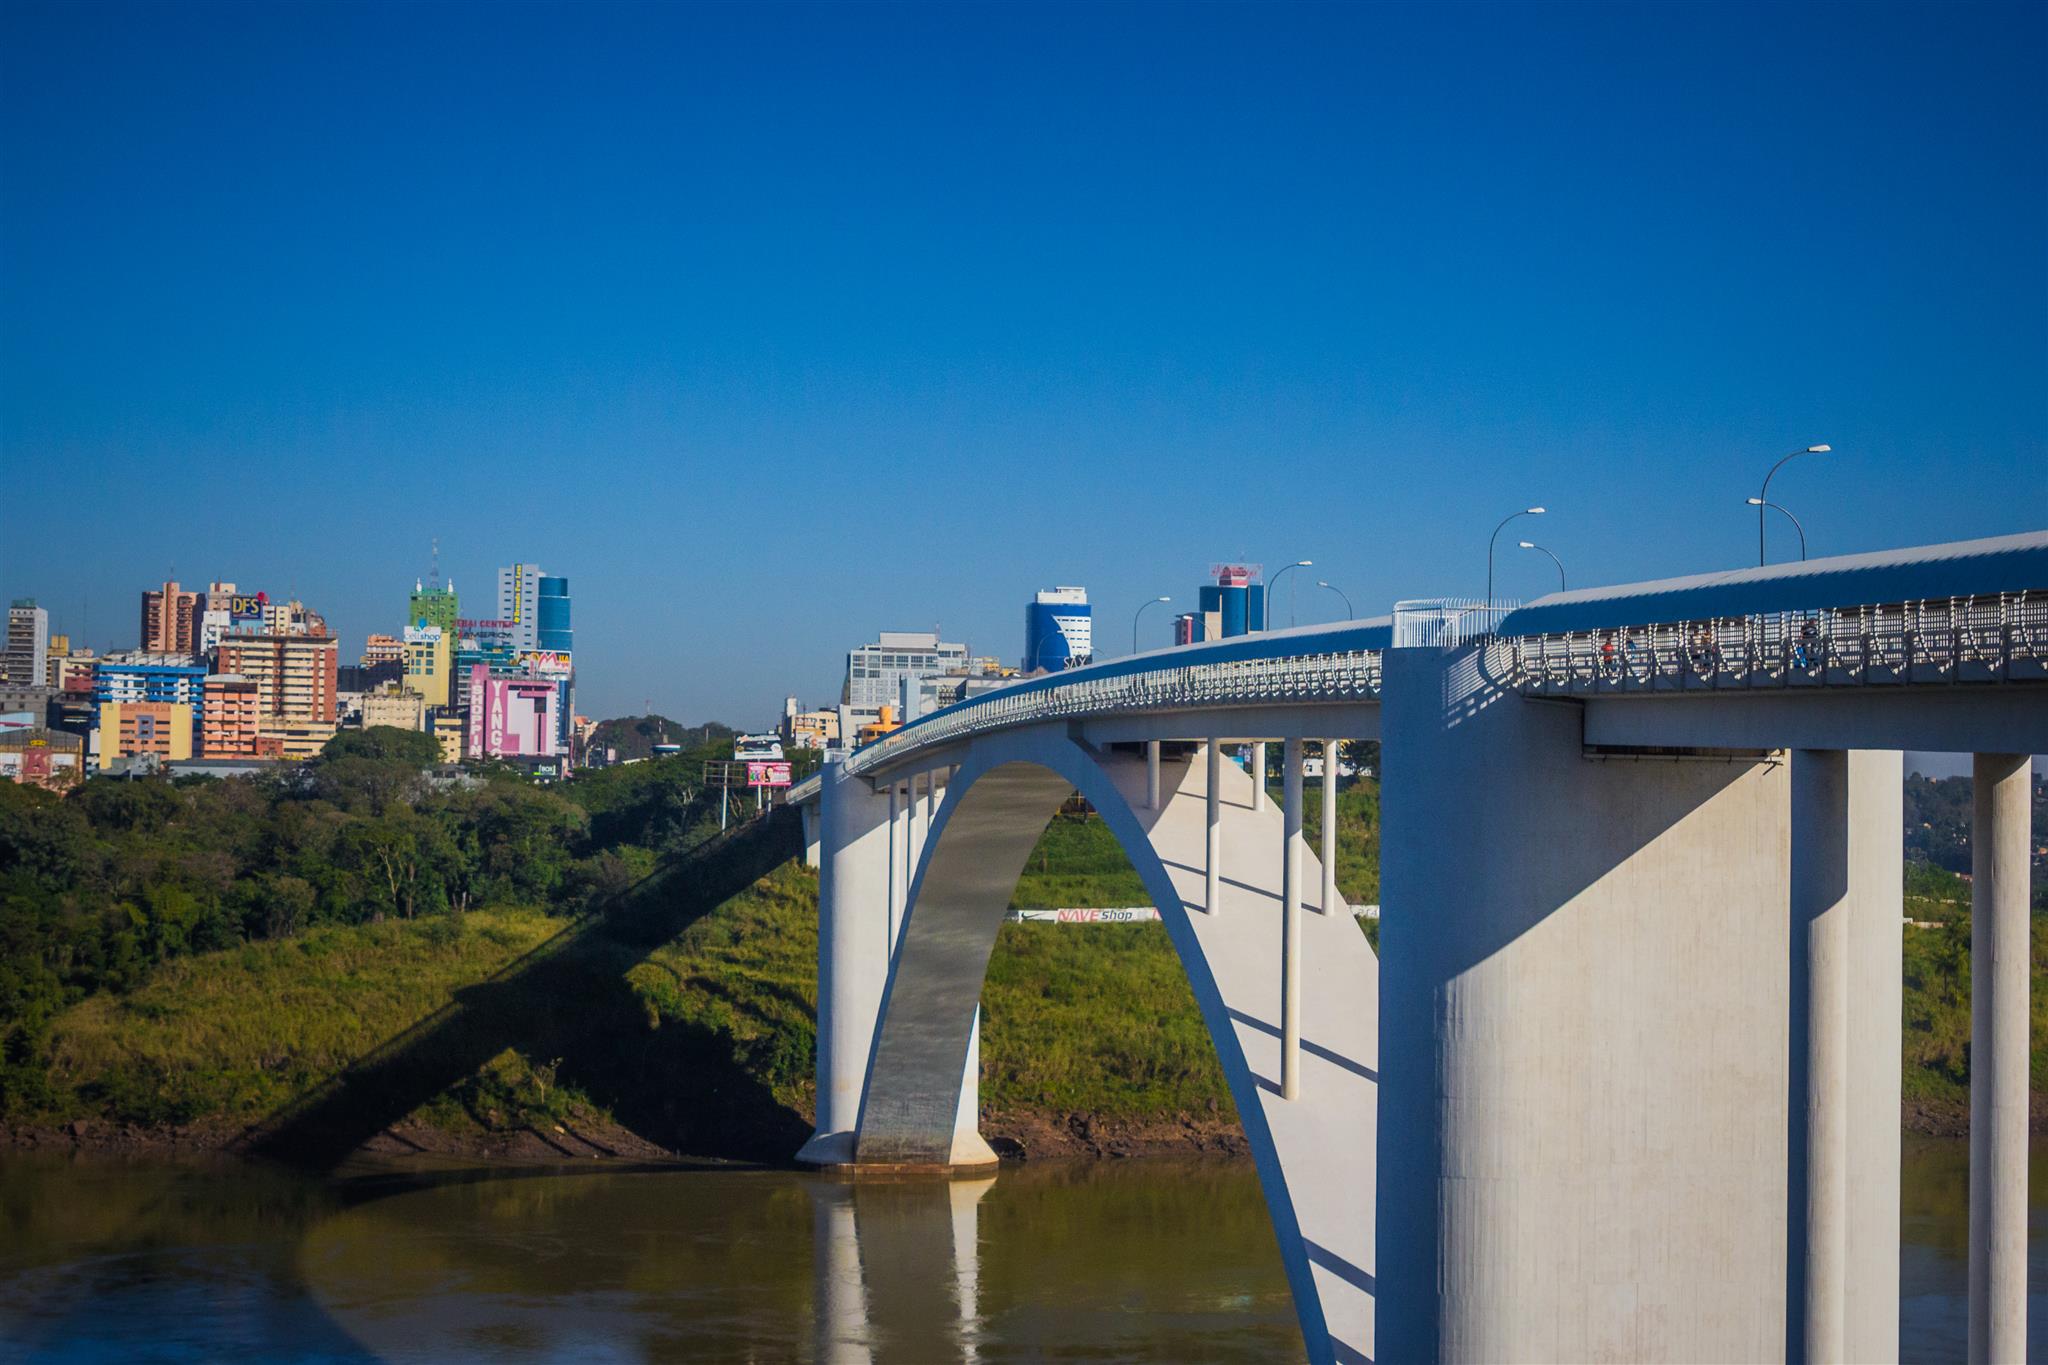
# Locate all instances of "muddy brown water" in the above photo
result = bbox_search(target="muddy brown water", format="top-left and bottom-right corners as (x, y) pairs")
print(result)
(0, 1140), (2040, 1361)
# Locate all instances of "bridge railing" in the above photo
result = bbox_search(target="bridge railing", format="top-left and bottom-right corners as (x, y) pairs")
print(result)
(1502, 590), (2048, 696)
(838, 645), (1385, 780)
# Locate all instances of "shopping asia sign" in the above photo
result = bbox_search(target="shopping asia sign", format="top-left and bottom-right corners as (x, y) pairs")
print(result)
(746, 761), (792, 788)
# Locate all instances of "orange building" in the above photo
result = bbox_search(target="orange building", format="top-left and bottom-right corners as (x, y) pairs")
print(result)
(360, 633), (404, 667)
(216, 633), (339, 723)
(96, 701), (193, 763)
(201, 674), (263, 758)
(140, 581), (201, 654)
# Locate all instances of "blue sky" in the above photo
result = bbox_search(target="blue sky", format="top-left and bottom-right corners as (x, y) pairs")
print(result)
(3, 1), (2043, 725)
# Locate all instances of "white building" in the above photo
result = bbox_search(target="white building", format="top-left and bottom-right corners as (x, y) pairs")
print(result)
(843, 631), (969, 709)
(497, 563), (543, 654)
(3, 600), (49, 689)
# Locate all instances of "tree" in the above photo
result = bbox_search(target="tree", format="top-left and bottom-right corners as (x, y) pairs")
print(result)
(319, 726), (444, 769)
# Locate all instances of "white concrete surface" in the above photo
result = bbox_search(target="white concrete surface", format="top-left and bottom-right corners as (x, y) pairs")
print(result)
(1379, 641), (1853, 1363)
(1791, 748), (1848, 1364)
(1970, 752), (2032, 1365)
(798, 760), (895, 1166)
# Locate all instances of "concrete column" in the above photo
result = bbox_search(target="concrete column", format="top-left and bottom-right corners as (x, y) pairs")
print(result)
(1790, 749), (1849, 1365)
(890, 782), (910, 952)
(1282, 736), (1304, 1100)
(1320, 739), (1339, 915)
(1969, 752), (2031, 1365)
(1253, 741), (1268, 812)
(885, 782), (901, 953)
(1146, 740), (1161, 809)
(1205, 741), (1222, 914)
(798, 761), (894, 1166)
(927, 769), (938, 822)
(909, 776), (926, 903)
(801, 800), (822, 870)
(952, 1005), (983, 1158)
(1845, 749), (1903, 1365)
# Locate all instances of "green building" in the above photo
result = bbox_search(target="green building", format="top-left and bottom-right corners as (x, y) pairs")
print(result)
(410, 581), (459, 634)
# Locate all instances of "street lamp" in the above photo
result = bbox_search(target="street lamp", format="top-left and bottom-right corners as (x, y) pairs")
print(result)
(1745, 497), (1807, 561)
(1268, 559), (1313, 629)
(1758, 444), (1829, 565)
(1487, 507), (1545, 604)
(1518, 541), (1565, 592)
(1316, 579), (1354, 619)
(1132, 596), (1172, 653)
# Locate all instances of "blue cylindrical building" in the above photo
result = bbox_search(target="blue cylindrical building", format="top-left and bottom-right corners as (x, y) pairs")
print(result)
(537, 577), (573, 653)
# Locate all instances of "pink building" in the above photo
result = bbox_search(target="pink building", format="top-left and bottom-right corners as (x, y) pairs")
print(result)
(466, 664), (559, 758)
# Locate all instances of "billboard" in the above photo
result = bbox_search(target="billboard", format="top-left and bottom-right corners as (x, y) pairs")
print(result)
(403, 625), (444, 644)
(519, 650), (573, 677)
(1009, 907), (1163, 924)
(747, 761), (793, 787)
(229, 592), (268, 621)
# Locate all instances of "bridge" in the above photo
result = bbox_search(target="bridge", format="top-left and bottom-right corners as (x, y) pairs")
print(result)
(787, 529), (2047, 1365)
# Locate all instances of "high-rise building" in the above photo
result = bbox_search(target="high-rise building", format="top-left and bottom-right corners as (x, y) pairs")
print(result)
(200, 675), (262, 758)
(402, 625), (454, 708)
(843, 631), (970, 709)
(140, 581), (201, 654)
(361, 633), (405, 667)
(216, 633), (339, 723)
(497, 563), (543, 654)
(1188, 565), (1267, 643)
(1023, 586), (1092, 672)
(410, 580), (459, 635)
(4, 600), (49, 687)
(361, 687), (428, 732)
(536, 576), (572, 653)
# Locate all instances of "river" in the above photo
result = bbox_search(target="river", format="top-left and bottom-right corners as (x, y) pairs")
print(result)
(0, 1138), (2040, 1361)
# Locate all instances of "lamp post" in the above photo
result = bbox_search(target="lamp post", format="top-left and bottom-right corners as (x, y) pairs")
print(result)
(1317, 580), (1354, 619)
(1746, 497), (1807, 561)
(1269, 559), (1313, 629)
(1759, 444), (1829, 565)
(1132, 596), (1172, 653)
(1487, 507), (1545, 605)
(1518, 541), (1565, 592)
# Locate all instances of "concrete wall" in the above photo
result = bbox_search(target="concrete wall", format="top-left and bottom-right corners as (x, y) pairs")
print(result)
(1378, 643), (1901, 1362)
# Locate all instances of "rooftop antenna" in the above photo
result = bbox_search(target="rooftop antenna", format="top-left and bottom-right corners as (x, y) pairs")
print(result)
(429, 536), (441, 591)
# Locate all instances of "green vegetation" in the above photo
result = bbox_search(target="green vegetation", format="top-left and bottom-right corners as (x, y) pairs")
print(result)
(0, 725), (750, 1119)
(3, 757), (2042, 1150)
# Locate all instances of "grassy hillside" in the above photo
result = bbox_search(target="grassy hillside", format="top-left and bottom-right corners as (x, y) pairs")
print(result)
(11, 781), (2041, 1154)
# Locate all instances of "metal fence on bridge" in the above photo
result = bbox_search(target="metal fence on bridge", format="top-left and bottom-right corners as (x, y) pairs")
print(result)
(1502, 591), (2048, 696)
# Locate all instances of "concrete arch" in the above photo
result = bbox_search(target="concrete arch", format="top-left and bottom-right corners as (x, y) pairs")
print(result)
(854, 728), (1377, 1365)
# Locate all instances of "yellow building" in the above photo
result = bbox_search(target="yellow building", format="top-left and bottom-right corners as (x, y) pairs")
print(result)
(430, 712), (465, 764)
(402, 626), (453, 708)
(257, 720), (338, 760)
(361, 687), (427, 731)
(96, 701), (194, 764)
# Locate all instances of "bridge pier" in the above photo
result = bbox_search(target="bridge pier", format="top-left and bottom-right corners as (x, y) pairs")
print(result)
(1320, 739), (1339, 915)
(799, 759), (896, 1166)
(1281, 736), (1304, 1100)
(1379, 643), (1903, 1363)
(1205, 740), (1222, 913)
(1970, 752), (2031, 1365)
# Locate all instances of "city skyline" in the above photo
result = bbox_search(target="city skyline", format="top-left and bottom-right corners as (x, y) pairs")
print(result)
(4, 2), (2044, 724)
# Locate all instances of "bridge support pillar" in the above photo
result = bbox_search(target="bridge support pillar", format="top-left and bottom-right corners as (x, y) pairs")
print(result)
(1205, 741), (1221, 913)
(1281, 736), (1304, 1099)
(1970, 752), (2031, 1365)
(801, 800), (821, 870)
(1146, 740), (1161, 808)
(1320, 739), (1338, 915)
(1252, 741), (1267, 812)
(799, 760), (896, 1166)
(1791, 749), (1848, 1364)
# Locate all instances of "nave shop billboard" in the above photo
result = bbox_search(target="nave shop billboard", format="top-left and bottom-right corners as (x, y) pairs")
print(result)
(520, 650), (572, 677)
(1008, 907), (1163, 924)
(747, 761), (792, 788)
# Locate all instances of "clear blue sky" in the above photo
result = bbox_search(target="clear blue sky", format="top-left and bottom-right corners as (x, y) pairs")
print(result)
(4, 0), (2043, 725)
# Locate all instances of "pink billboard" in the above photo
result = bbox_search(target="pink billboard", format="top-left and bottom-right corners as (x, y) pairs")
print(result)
(467, 665), (558, 758)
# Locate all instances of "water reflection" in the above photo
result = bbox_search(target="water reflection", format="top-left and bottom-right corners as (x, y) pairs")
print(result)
(0, 1142), (2038, 1362)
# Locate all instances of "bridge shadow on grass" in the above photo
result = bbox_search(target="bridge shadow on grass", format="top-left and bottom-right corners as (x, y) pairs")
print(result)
(243, 810), (809, 1171)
